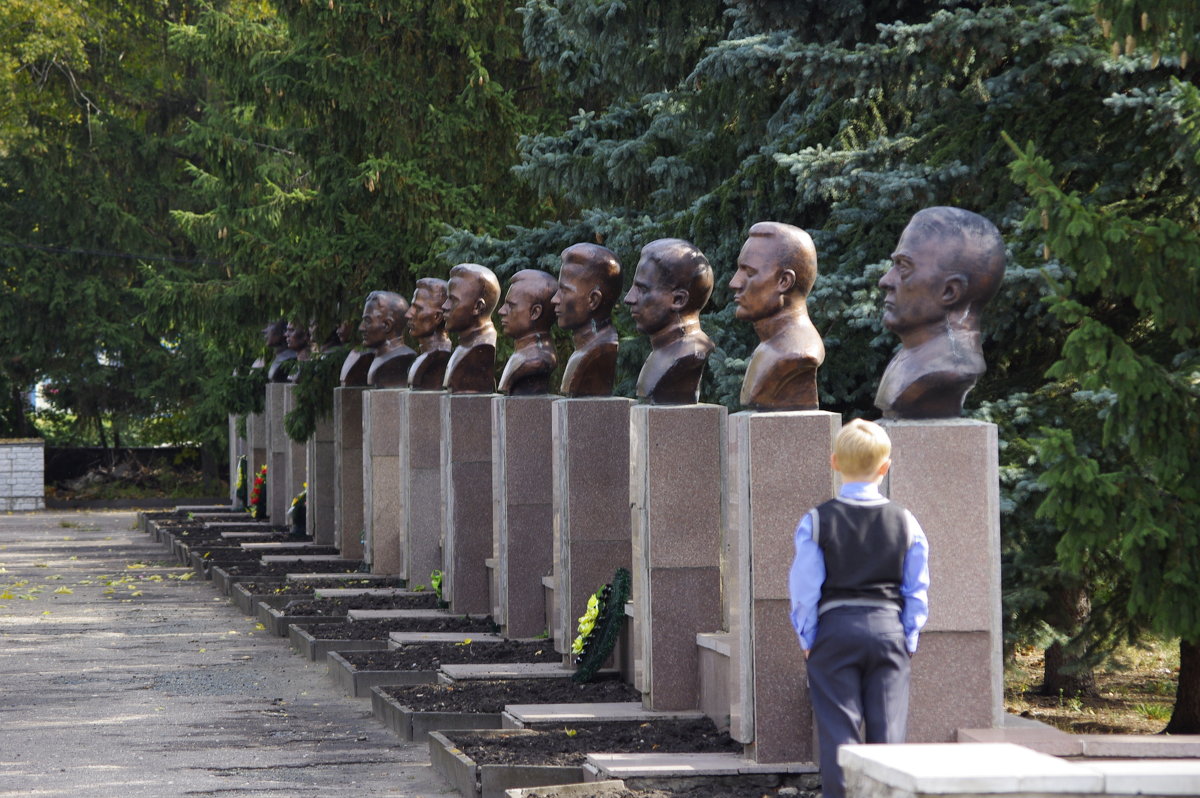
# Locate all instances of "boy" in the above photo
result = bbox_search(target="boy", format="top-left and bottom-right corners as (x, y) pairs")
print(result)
(788, 419), (930, 798)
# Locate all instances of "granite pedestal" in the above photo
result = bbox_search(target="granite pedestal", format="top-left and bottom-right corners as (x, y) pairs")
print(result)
(248, 410), (267, 501)
(551, 397), (634, 657)
(630, 403), (726, 711)
(266, 383), (289, 523)
(401, 391), (444, 588)
(305, 411), (336, 545)
(333, 386), (366, 559)
(363, 388), (404, 574)
(282, 385), (307, 521)
(228, 414), (246, 507)
(491, 395), (556, 638)
(441, 393), (496, 616)
(726, 410), (839, 764)
(881, 419), (1003, 741)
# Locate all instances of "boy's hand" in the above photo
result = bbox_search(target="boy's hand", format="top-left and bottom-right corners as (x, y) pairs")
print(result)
(803, 649), (810, 661)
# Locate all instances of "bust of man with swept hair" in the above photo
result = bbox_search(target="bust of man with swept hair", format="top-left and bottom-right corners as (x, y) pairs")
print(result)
(358, 290), (416, 389)
(261, 320), (296, 382)
(552, 243), (622, 397)
(442, 263), (501, 394)
(497, 269), (559, 395)
(624, 238), (715, 405)
(405, 278), (452, 390)
(729, 221), (825, 411)
(875, 206), (1006, 419)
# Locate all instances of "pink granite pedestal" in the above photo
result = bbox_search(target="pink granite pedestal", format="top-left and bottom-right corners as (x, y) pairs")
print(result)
(305, 412), (336, 545)
(881, 419), (1003, 741)
(401, 391), (444, 587)
(363, 388), (404, 574)
(266, 383), (290, 523)
(726, 410), (839, 764)
(333, 386), (366, 559)
(551, 397), (634, 657)
(441, 393), (496, 616)
(228, 415), (246, 508)
(248, 410), (267, 492)
(630, 404), (726, 711)
(492, 396), (556, 638)
(282, 385), (307, 520)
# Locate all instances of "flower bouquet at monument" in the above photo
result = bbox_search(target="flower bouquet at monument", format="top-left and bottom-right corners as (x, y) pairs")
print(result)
(247, 464), (267, 521)
(286, 483), (307, 538)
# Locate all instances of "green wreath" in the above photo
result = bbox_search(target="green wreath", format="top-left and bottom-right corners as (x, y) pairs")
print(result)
(571, 567), (631, 683)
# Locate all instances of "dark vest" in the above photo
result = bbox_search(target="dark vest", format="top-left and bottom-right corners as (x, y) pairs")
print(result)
(814, 498), (909, 611)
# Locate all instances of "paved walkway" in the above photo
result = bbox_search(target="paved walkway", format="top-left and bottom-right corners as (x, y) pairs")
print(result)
(0, 510), (455, 798)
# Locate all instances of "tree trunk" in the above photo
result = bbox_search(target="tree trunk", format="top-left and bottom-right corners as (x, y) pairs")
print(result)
(1165, 638), (1200, 734)
(1042, 640), (1098, 697)
(1041, 585), (1097, 697)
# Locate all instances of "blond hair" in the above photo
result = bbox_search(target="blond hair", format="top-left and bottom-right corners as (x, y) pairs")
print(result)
(835, 419), (891, 477)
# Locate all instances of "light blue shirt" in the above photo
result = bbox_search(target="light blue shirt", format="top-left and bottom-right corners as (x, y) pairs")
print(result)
(788, 481), (930, 654)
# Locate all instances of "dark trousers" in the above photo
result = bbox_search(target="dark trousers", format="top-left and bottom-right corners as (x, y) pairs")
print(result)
(806, 605), (910, 798)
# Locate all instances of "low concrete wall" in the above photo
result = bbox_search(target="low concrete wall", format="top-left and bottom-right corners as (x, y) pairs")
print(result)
(0, 438), (45, 511)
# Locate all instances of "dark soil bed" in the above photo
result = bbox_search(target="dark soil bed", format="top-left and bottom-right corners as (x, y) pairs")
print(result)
(219, 560), (364, 576)
(353, 640), (560, 673)
(519, 785), (811, 798)
(295, 615), (492, 641)
(382, 675), (636, 712)
(280, 593), (446, 615)
(447, 719), (740, 766)
(239, 577), (408, 595)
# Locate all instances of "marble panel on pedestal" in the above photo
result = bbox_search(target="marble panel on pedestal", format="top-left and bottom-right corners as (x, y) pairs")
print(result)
(441, 393), (496, 616)
(363, 388), (404, 574)
(266, 383), (289, 523)
(306, 411), (336, 545)
(492, 395), (556, 638)
(726, 410), (839, 764)
(882, 418), (1002, 741)
(551, 397), (634, 657)
(630, 403), (725, 711)
(333, 386), (366, 559)
(401, 391), (444, 587)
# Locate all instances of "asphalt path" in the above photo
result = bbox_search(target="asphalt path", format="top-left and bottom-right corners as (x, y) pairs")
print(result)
(0, 509), (456, 798)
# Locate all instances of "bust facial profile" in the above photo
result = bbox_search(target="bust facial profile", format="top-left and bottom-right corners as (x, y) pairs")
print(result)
(497, 269), (558, 395)
(729, 221), (825, 411)
(284, 321), (312, 383)
(442, 263), (500, 394)
(624, 238), (715, 405)
(552, 243), (622, 398)
(358, 290), (416, 389)
(263, 319), (296, 382)
(405, 278), (452, 390)
(875, 206), (1006, 419)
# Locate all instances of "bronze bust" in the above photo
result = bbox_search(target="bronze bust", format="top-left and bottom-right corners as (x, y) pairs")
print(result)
(442, 263), (500, 394)
(624, 238), (715, 405)
(263, 320), (296, 382)
(729, 222), (825, 411)
(497, 269), (558, 395)
(284, 321), (312, 383)
(358, 290), (416, 388)
(406, 278), (453, 390)
(552, 243), (622, 397)
(875, 206), (1006, 419)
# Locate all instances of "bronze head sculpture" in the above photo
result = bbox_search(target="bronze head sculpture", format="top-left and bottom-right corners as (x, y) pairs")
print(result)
(875, 206), (1006, 419)
(624, 238), (715, 405)
(264, 319), (296, 382)
(284, 320), (313, 383)
(497, 269), (559, 395)
(358, 290), (416, 388)
(729, 221), (825, 411)
(406, 277), (452, 390)
(442, 263), (501, 394)
(552, 243), (623, 397)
